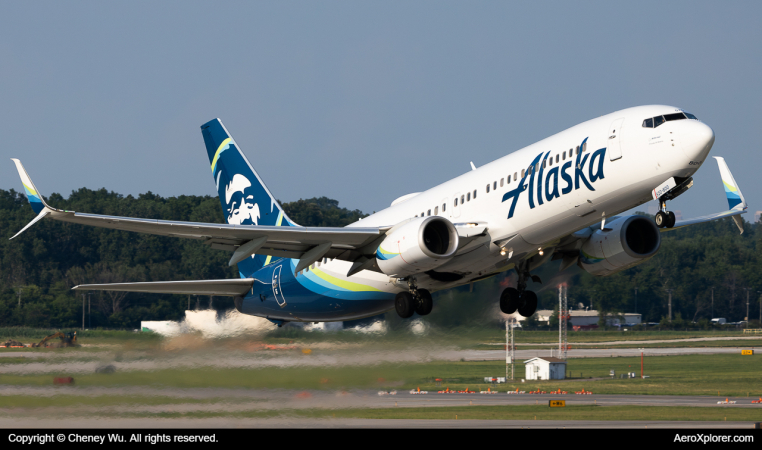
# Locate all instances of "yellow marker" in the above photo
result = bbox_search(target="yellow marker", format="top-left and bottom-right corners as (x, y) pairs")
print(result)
(549, 400), (566, 408)
(741, 349), (754, 355)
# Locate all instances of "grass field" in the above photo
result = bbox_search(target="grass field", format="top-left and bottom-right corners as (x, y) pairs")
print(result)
(1, 353), (760, 396)
(2, 328), (761, 422)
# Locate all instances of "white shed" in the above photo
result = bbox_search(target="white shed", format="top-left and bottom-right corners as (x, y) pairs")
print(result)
(524, 357), (567, 380)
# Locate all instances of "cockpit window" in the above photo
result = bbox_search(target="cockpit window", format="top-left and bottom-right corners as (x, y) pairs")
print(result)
(643, 111), (698, 128)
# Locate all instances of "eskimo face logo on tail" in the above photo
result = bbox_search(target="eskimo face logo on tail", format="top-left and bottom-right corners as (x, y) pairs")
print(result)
(502, 138), (606, 218)
(225, 174), (261, 225)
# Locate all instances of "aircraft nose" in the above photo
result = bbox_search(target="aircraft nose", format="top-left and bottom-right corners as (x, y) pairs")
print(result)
(681, 121), (715, 161)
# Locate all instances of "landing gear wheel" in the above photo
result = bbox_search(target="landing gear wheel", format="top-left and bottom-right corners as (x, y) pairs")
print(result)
(667, 211), (676, 228)
(517, 290), (538, 317)
(415, 289), (433, 316)
(395, 292), (415, 318)
(500, 287), (521, 314)
(654, 211), (667, 228)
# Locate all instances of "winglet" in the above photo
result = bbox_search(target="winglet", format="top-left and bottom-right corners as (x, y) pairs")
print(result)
(714, 156), (747, 234)
(9, 159), (56, 240)
(11, 159), (50, 214)
(714, 157), (746, 211)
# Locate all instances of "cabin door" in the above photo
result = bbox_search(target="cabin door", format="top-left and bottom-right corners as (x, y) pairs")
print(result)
(607, 118), (625, 161)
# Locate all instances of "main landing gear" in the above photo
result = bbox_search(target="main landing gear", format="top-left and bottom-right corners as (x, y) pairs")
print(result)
(395, 280), (433, 319)
(654, 200), (676, 229)
(499, 261), (539, 317)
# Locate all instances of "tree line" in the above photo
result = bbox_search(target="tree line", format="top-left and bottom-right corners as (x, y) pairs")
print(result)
(0, 186), (758, 329)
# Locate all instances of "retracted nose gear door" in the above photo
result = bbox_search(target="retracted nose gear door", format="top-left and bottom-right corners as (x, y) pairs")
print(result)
(272, 265), (287, 307)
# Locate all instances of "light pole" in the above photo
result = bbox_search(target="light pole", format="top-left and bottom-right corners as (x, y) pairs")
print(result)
(665, 289), (673, 322)
(711, 287), (714, 320)
(634, 286), (638, 315)
(743, 288), (751, 328)
(88, 293), (91, 329)
(82, 293), (85, 331)
(17, 288), (22, 308)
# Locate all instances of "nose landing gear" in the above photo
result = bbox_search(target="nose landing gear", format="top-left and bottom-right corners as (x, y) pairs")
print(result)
(654, 200), (676, 229)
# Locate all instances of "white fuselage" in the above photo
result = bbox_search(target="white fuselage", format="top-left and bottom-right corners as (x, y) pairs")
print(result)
(305, 105), (715, 295)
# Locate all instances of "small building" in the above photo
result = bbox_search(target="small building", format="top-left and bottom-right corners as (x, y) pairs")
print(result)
(533, 310), (641, 327)
(524, 357), (567, 380)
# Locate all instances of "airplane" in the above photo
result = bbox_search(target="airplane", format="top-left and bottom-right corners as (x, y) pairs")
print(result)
(10, 105), (748, 326)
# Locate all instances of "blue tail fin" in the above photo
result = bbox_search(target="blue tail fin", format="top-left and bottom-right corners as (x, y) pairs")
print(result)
(200, 119), (295, 277)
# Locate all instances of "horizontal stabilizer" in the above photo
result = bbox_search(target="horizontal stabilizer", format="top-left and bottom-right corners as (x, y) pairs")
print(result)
(72, 279), (256, 296)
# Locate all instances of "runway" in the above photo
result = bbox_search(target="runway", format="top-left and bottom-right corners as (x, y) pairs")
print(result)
(462, 346), (756, 360)
(1, 385), (759, 410)
(0, 417), (757, 429)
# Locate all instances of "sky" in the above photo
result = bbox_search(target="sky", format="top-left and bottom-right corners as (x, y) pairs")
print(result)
(1, 1), (761, 220)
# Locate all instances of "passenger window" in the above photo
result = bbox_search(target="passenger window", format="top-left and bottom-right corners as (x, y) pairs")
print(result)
(467, 192), (470, 202)
(461, 195), (465, 204)
(582, 142), (587, 153)
(556, 155), (559, 163)
(443, 203), (446, 212)
(576, 146), (580, 155)
(653, 116), (665, 127)
(486, 184), (490, 193)
(548, 157), (552, 166)
(507, 175), (510, 184)
(421, 212), (424, 217)
(514, 172), (517, 181)
(427, 209), (431, 216)
(493, 181), (497, 190)
(521, 169), (525, 178)
(500, 178), (504, 187)
(454, 198), (458, 207)
(434, 206), (438, 215)
(643, 118), (653, 128)
(473, 189), (477, 199)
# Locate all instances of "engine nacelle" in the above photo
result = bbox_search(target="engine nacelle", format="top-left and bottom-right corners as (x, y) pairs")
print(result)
(376, 216), (459, 277)
(579, 216), (661, 276)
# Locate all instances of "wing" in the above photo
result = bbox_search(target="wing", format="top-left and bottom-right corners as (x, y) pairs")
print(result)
(661, 156), (747, 234)
(550, 155), (749, 272)
(10, 159), (388, 272)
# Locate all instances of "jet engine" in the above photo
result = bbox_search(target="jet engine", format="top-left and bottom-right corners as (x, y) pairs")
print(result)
(579, 216), (661, 276)
(376, 216), (459, 277)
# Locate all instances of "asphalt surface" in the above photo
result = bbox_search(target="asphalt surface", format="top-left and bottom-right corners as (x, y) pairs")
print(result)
(0, 417), (757, 428)
(464, 346), (755, 360)
(1, 386), (759, 410)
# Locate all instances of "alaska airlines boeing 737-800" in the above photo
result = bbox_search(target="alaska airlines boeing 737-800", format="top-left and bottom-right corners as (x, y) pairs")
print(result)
(10, 105), (748, 326)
